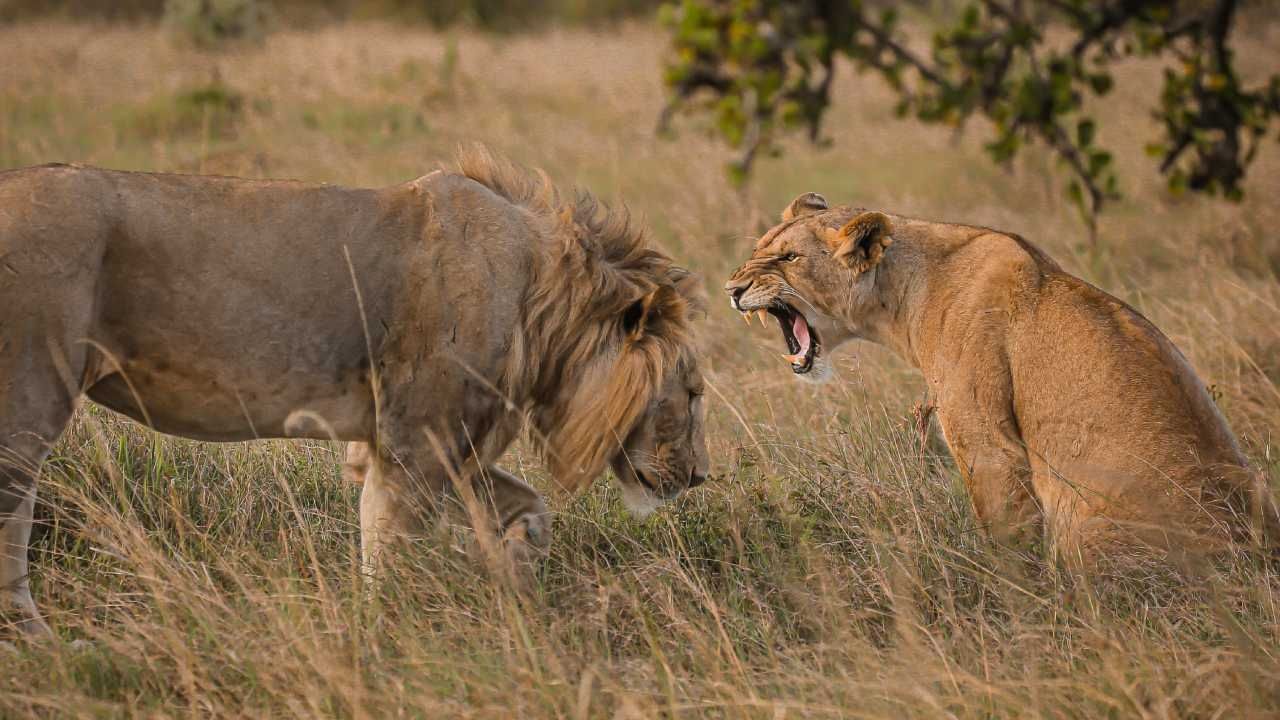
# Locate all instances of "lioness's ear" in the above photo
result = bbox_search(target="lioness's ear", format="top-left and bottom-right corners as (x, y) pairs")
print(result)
(781, 192), (828, 222)
(828, 211), (893, 274)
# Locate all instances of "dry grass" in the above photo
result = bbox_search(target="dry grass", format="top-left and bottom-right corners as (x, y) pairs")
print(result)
(2, 17), (1279, 718)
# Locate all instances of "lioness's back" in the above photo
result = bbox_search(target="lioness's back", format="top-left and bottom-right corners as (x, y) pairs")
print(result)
(1010, 262), (1250, 535)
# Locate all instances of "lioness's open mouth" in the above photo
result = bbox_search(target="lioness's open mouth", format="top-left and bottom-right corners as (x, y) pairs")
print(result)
(743, 303), (821, 374)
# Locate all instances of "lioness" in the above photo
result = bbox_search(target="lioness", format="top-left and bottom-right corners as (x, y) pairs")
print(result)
(0, 148), (708, 636)
(725, 193), (1276, 566)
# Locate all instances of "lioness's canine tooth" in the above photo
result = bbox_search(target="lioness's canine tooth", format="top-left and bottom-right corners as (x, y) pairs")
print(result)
(756, 309), (768, 327)
(741, 312), (752, 326)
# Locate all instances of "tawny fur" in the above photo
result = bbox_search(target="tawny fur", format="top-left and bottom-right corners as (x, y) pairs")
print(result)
(0, 148), (707, 635)
(726, 196), (1277, 568)
(453, 146), (703, 488)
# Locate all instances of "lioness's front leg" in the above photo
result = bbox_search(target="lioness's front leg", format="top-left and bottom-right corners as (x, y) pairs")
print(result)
(935, 379), (1041, 550)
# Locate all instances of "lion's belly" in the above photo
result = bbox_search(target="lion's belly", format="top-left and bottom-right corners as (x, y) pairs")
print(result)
(85, 365), (375, 443)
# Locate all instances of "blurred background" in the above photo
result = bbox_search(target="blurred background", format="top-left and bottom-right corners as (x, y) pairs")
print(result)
(0, 0), (663, 29)
(2, 1), (1279, 716)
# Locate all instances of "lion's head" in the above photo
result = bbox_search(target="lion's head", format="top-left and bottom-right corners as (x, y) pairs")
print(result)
(457, 147), (709, 515)
(724, 192), (893, 383)
(607, 321), (708, 517)
(530, 264), (709, 516)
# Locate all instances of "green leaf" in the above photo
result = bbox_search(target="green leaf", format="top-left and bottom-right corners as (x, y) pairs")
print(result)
(1066, 180), (1085, 211)
(1087, 150), (1112, 176)
(657, 3), (678, 27)
(879, 7), (897, 30)
(1076, 118), (1096, 147)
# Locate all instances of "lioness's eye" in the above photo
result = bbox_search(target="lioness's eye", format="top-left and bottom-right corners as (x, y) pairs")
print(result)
(781, 252), (799, 262)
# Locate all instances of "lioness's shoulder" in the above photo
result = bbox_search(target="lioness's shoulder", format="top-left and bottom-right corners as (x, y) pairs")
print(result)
(959, 226), (1061, 274)
(901, 218), (1062, 294)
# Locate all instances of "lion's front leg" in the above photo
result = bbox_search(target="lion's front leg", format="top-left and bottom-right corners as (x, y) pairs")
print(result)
(1, 481), (52, 638)
(476, 466), (551, 582)
(353, 444), (548, 585)
(356, 445), (446, 580)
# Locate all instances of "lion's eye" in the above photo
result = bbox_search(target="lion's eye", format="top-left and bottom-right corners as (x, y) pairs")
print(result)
(781, 252), (799, 262)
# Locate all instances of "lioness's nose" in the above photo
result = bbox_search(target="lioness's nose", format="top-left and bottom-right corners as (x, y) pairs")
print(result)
(724, 276), (752, 309)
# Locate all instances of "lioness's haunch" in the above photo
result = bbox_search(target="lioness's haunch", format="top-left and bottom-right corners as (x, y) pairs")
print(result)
(0, 149), (708, 636)
(725, 193), (1277, 567)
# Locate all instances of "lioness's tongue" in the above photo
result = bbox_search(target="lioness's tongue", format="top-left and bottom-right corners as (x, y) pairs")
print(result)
(792, 313), (811, 356)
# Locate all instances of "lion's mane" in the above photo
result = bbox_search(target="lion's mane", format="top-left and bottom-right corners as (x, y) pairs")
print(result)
(456, 147), (700, 490)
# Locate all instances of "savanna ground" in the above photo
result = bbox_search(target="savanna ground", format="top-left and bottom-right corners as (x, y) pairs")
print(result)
(2, 13), (1280, 718)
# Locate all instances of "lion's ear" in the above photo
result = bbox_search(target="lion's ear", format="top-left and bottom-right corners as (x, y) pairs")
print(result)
(669, 266), (708, 318)
(828, 211), (893, 274)
(622, 284), (687, 340)
(781, 192), (828, 222)
(621, 295), (649, 338)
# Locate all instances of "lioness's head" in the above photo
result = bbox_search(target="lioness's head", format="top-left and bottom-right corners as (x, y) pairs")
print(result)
(724, 193), (893, 382)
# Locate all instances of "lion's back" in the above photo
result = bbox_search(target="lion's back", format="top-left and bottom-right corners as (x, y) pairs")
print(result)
(0, 165), (118, 324)
(0, 163), (115, 246)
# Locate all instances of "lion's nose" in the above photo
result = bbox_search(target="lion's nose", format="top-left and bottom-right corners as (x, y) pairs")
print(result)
(724, 277), (752, 309)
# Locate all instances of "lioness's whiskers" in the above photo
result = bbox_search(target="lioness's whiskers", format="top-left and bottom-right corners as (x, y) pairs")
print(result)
(780, 285), (821, 316)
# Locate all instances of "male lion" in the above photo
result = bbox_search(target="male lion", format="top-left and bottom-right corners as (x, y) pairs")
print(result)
(725, 192), (1276, 567)
(0, 148), (708, 636)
